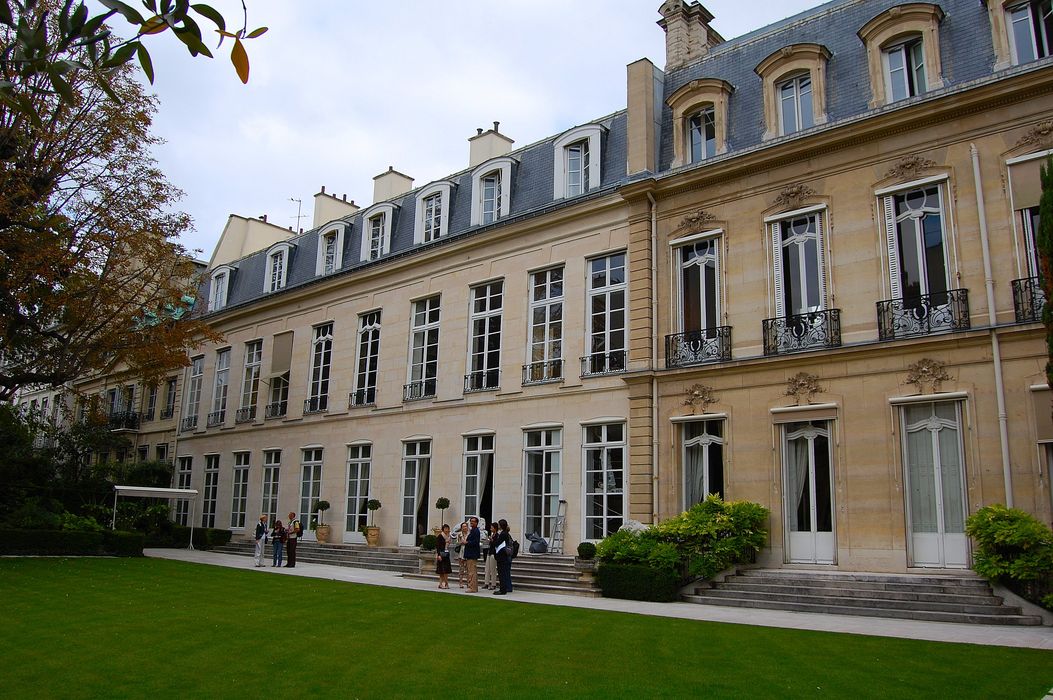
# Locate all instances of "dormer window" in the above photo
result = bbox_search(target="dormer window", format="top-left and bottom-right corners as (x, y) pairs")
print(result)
(689, 107), (716, 162)
(666, 79), (733, 167)
(885, 37), (926, 101)
(470, 157), (515, 226)
(413, 181), (455, 244)
(358, 203), (396, 261)
(265, 243), (293, 293)
(858, 4), (944, 107)
(755, 44), (831, 141)
(779, 73), (813, 135)
(1008, 0), (1053, 63)
(208, 266), (234, 311)
(552, 124), (604, 199)
(315, 224), (346, 275)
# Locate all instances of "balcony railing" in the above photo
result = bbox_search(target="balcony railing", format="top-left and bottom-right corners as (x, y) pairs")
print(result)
(159, 407), (174, 420)
(180, 415), (198, 432)
(142, 409), (154, 422)
(763, 309), (842, 356)
(665, 328), (732, 368)
(580, 350), (627, 377)
(206, 410), (225, 427)
(108, 410), (140, 431)
(403, 379), (437, 402)
(522, 360), (563, 385)
(1012, 276), (1045, 323)
(349, 388), (376, 407)
(303, 396), (329, 414)
(876, 289), (969, 341)
(235, 407), (256, 424)
(464, 369), (500, 393)
(264, 401), (287, 420)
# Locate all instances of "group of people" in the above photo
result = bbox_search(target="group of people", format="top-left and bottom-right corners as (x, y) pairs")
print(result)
(253, 512), (303, 568)
(435, 517), (514, 595)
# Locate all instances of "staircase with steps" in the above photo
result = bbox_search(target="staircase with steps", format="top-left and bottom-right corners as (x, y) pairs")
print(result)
(212, 539), (418, 574)
(683, 568), (1044, 625)
(402, 553), (601, 597)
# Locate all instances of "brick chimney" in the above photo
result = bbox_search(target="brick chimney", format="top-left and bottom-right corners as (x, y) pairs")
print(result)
(657, 1), (723, 71)
(469, 121), (514, 167)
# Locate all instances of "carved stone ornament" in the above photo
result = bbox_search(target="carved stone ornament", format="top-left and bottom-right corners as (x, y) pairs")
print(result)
(683, 383), (718, 414)
(905, 358), (951, 394)
(675, 209), (717, 235)
(884, 154), (937, 181)
(773, 183), (816, 210)
(784, 372), (823, 404)
(1015, 121), (1053, 150)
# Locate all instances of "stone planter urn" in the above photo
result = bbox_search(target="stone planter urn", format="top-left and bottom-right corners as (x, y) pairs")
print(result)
(573, 557), (597, 583)
(418, 551), (437, 574)
(314, 524), (331, 543)
(364, 526), (380, 547)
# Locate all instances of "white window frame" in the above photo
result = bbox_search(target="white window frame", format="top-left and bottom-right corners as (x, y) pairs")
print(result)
(470, 157), (515, 226)
(208, 265), (234, 311)
(523, 427), (562, 541)
(239, 339), (262, 419)
(352, 310), (381, 407)
(582, 422), (625, 541)
(261, 449), (281, 523)
(345, 443), (372, 538)
(463, 433), (495, 522)
(202, 454), (219, 528)
(307, 322), (333, 413)
(359, 203), (396, 261)
(766, 206), (828, 318)
(585, 252), (627, 375)
(413, 181), (455, 244)
(231, 451), (250, 529)
(688, 106), (716, 163)
(883, 36), (927, 102)
(466, 280), (503, 392)
(672, 230), (723, 332)
(209, 348), (230, 425)
(184, 356), (204, 425)
(175, 456), (192, 525)
(406, 296), (441, 400)
(678, 417), (726, 509)
(879, 180), (952, 301)
(778, 72), (814, 136)
(526, 266), (565, 384)
(315, 223), (346, 275)
(300, 447), (323, 533)
(553, 124), (603, 199)
(1007, 0), (1053, 64)
(265, 242), (293, 293)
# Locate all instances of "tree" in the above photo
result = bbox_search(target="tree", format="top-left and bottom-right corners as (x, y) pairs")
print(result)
(1040, 158), (1053, 406)
(0, 1), (222, 402)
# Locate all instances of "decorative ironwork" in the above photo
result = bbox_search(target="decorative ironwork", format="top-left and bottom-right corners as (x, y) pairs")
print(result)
(108, 410), (140, 431)
(675, 209), (717, 235)
(905, 358), (951, 394)
(683, 383), (719, 413)
(876, 289), (970, 340)
(785, 372), (823, 404)
(464, 369), (500, 393)
(235, 407), (256, 423)
(159, 407), (174, 420)
(206, 410), (225, 427)
(303, 396), (328, 414)
(141, 409), (154, 422)
(884, 154), (938, 181)
(180, 415), (198, 432)
(264, 401), (287, 420)
(1015, 120), (1053, 150)
(762, 309), (841, 356)
(522, 360), (563, 385)
(581, 351), (627, 377)
(403, 379), (436, 402)
(773, 183), (816, 210)
(348, 389), (376, 407)
(1012, 276), (1045, 323)
(665, 327), (732, 367)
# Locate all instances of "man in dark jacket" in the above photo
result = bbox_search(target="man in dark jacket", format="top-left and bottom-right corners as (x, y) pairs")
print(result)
(464, 516), (481, 593)
(286, 511), (301, 567)
(253, 514), (268, 567)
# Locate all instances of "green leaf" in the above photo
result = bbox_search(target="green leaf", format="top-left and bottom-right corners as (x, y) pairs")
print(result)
(97, 0), (146, 25)
(48, 70), (75, 103)
(191, 3), (224, 32)
(136, 42), (154, 83)
(246, 26), (267, 39)
(144, 0), (157, 12)
(70, 3), (88, 34)
(139, 15), (167, 34)
(0, 0), (13, 27)
(230, 35), (248, 83)
(172, 25), (212, 58)
(102, 41), (137, 68)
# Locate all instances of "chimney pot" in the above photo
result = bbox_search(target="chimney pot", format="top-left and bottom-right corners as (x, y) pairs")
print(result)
(342, 194), (347, 201)
(260, 214), (267, 222)
(477, 128), (483, 135)
(321, 185), (326, 194)
(493, 121), (500, 132)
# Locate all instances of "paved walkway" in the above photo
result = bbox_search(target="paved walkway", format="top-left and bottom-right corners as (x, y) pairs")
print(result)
(146, 548), (1053, 651)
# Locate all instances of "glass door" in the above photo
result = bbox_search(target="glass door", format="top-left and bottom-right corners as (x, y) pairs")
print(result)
(299, 448), (322, 541)
(400, 441), (431, 546)
(783, 420), (835, 564)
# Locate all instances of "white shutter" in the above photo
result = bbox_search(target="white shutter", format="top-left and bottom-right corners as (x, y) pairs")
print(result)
(771, 222), (785, 317)
(815, 212), (828, 311)
(883, 195), (901, 299)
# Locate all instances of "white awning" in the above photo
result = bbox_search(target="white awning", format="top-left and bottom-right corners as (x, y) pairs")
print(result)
(113, 485), (198, 498)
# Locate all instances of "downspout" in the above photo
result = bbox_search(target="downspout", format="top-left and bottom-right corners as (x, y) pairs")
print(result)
(647, 191), (660, 524)
(970, 144), (1014, 507)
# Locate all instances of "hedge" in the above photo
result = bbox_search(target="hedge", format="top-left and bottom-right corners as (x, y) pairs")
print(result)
(146, 526), (232, 550)
(595, 562), (681, 602)
(0, 529), (143, 556)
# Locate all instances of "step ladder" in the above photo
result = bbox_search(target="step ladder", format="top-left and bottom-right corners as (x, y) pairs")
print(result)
(549, 499), (568, 554)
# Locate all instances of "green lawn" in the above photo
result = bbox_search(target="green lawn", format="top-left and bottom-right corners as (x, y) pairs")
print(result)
(1, 558), (1051, 699)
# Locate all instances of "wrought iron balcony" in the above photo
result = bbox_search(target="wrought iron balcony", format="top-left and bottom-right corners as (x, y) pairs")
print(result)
(665, 328), (731, 368)
(235, 407), (256, 424)
(876, 289), (969, 341)
(303, 396), (329, 414)
(581, 350), (627, 377)
(349, 388), (376, 407)
(108, 410), (140, 431)
(141, 409), (154, 422)
(522, 360), (563, 385)
(403, 379), (437, 402)
(1012, 276), (1045, 323)
(264, 401), (287, 420)
(763, 309), (842, 356)
(206, 410), (225, 427)
(464, 369), (500, 393)
(159, 407), (174, 420)
(180, 415), (198, 432)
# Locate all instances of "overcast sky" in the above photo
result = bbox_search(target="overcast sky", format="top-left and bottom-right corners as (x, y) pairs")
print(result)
(140, 1), (821, 258)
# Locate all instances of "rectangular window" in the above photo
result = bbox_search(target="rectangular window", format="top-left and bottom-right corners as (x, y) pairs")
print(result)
(584, 253), (626, 375)
(145, 385), (157, 421)
(209, 348), (230, 426)
(1022, 205), (1041, 277)
(524, 428), (561, 539)
(565, 140), (590, 196)
(1008, 0), (1053, 64)
(238, 340), (262, 422)
(352, 311), (381, 406)
(155, 444), (168, 463)
(423, 193), (443, 242)
(885, 38), (926, 101)
(231, 452), (250, 529)
(885, 185), (949, 301)
(210, 271), (227, 310)
(463, 434), (494, 523)
(202, 454), (219, 528)
(406, 296), (440, 401)
(401, 440), (431, 545)
(773, 212), (825, 317)
(466, 281), (502, 392)
(525, 267), (564, 383)
(779, 74), (813, 135)
(137, 445), (149, 462)
(182, 357), (204, 430)
(682, 419), (725, 508)
(175, 456), (192, 525)
(679, 237), (721, 330)
(269, 250), (285, 292)
(689, 106), (716, 162)
(301, 448), (323, 531)
(481, 173), (501, 225)
(262, 450), (281, 523)
(346, 444), (372, 533)
(162, 378), (177, 419)
(583, 423), (624, 540)
(368, 214), (385, 260)
(266, 373), (289, 419)
(306, 323), (333, 413)
(322, 232), (338, 275)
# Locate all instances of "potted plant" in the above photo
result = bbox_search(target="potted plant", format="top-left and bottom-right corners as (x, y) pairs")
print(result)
(365, 499), (382, 547)
(313, 500), (331, 544)
(574, 541), (598, 576)
(435, 497), (450, 527)
(418, 533), (437, 573)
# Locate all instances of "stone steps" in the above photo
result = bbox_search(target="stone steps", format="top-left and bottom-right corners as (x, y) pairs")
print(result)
(402, 554), (601, 597)
(683, 569), (1043, 626)
(213, 539), (418, 574)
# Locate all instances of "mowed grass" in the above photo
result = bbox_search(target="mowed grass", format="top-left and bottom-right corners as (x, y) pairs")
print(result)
(1, 558), (1051, 699)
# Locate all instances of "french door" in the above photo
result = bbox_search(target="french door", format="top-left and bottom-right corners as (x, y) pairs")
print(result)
(400, 440), (431, 546)
(783, 420), (835, 564)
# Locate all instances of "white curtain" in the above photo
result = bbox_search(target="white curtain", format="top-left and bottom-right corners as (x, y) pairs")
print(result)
(685, 443), (705, 506)
(787, 434), (810, 532)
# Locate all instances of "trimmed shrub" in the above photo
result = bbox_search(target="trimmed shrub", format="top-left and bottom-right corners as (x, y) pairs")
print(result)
(144, 525), (231, 549)
(59, 512), (105, 532)
(0, 529), (104, 555)
(576, 541), (596, 559)
(596, 562), (680, 602)
(966, 504), (1053, 609)
(102, 530), (145, 557)
(420, 534), (437, 551)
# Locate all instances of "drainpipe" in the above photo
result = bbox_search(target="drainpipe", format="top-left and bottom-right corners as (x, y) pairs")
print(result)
(970, 144), (1013, 507)
(647, 192), (660, 524)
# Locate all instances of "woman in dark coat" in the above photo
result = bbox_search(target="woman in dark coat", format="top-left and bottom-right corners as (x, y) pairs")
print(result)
(435, 523), (453, 589)
(493, 518), (514, 595)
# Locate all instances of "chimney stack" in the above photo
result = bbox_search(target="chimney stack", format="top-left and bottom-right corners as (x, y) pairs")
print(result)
(657, 1), (723, 71)
(372, 166), (414, 203)
(468, 122), (514, 167)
